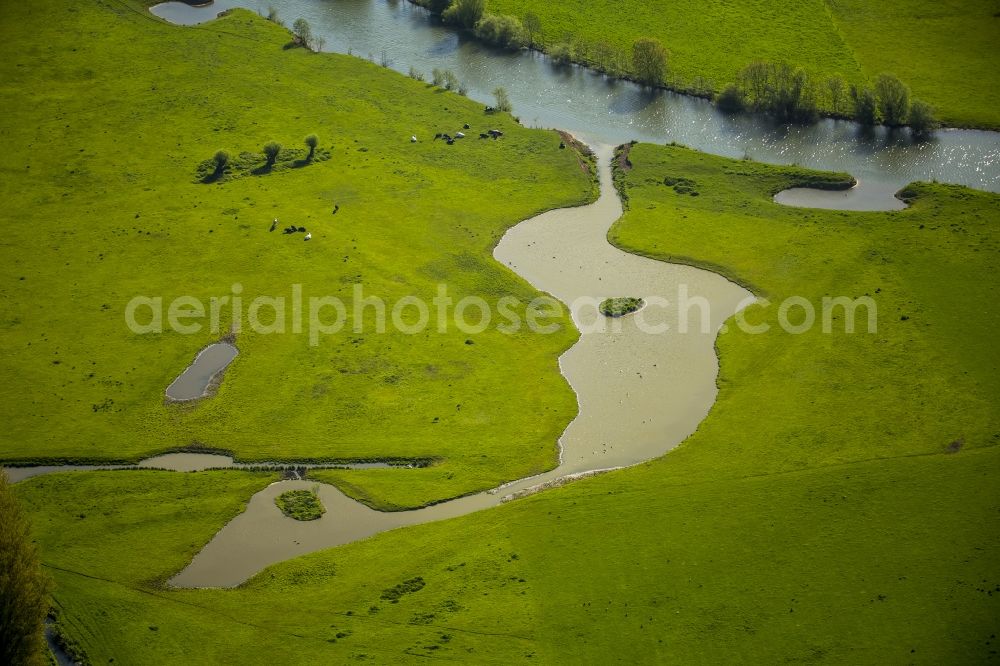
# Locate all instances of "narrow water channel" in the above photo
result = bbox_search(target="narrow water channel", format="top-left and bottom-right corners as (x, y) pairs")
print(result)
(169, 145), (751, 588)
(3, 453), (411, 483)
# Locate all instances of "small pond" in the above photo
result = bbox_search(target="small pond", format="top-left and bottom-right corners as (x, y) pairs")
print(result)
(165, 342), (238, 401)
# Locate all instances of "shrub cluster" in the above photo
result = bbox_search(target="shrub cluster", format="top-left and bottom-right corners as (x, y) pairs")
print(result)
(474, 13), (528, 49)
(599, 297), (645, 318)
(849, 73), (937, 133)
(714, 63), (936, 133)
(432, 68), (461, 92)
(199, 134), (325, 183)
(720, 61), (819, 123)
(380, 576), (426, 603)
(442, 0), (485, 29)
(274, 487), (325, 521)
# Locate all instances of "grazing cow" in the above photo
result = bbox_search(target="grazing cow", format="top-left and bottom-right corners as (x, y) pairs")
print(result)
(455, 132), (465, 139)
(269, 219), (277, 232)
(297, 226), (306, 232)
(446, 138), (455, 145)
(411, 135), (418, 143)
(479, 133), (489, 139)
(463, 123), (471, 129)
(304, 232), (312, 241)
(559, 142), (566, 149)
(442, 133), (451, 141)
(333, 205), (339, 214)
(484, 106), (496, 113)
(434, 133), (442, 140)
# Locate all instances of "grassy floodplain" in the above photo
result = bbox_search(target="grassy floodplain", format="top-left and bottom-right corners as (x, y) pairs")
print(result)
(4, 0), (999, 663)
(472, 0), (1000, 128)
(14, 141), (1000, 662)
(0, 0), (596, 506)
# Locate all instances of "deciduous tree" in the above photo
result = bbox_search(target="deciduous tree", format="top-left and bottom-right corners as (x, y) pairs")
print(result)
(442, 0), (485, 29)
(874, 73), (910, 126)
(0, 472), (51, 666)
(632, 37), (668, 86)
(263, 141), (282, 167)
(304, 135), (318, 160)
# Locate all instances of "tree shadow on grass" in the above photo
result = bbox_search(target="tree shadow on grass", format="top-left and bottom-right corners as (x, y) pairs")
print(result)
(200, 169), (226, 184)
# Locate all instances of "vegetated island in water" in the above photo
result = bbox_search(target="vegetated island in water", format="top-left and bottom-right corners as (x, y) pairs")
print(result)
(599, 297), (644, 317)
(275, 488), (325, 521)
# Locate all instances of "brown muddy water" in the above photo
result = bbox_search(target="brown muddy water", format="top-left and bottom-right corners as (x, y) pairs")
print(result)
(170, 145), (753, 587)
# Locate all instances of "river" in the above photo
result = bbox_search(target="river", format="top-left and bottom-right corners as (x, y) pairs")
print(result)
(151, 0), (999, 211)
(170, 146), (751, 587)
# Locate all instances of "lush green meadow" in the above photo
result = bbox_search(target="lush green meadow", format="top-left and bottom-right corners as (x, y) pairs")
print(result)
(480, 0), (1000, 128)
(15, 446), (1000, 663)
(610, 143), (1000, 480)
(5, 0), (999, 662)
(0, 0), (596, 505)
(15, 143), (1000, 662)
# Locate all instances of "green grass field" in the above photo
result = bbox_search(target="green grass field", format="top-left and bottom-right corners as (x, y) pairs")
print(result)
(610, 143), (1000, 481)
(0, 0), (596, 507)
(14, 142), (999, 662)
(480, 0), (1000, 128)
(5, 0), (999, 662)
(16, 449), (999, 663)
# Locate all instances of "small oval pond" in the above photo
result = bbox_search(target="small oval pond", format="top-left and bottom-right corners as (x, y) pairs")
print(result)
(165, 342), (238, 401)
(774, 183), (908, 211)
(149, 1), (246, 25)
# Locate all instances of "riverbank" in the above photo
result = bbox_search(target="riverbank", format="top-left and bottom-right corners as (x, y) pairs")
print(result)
(146, 0), (1000, 200)
(166, 144), (750, 584)
(412, 0), (1000, 130)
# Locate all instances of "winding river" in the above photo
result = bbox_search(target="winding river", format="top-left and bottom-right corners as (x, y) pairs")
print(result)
(170, 146), (750, 587)
(16, 1), (999, 587)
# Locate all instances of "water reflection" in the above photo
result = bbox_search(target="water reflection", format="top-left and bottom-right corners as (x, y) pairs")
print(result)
(149, 0), (999, 201)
